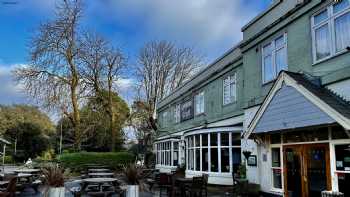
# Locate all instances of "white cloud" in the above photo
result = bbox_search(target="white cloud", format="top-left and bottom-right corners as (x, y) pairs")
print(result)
(0, 63), (30, 105)
(95, 0), (261, 58)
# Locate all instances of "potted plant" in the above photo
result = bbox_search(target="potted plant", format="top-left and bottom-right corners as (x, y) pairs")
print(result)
(238, 162), (247, 179)
(124, 164), (144, 197)
(42, 164), (65, 197)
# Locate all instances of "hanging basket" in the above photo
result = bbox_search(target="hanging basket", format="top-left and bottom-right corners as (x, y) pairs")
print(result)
(242, 150), (252, 160)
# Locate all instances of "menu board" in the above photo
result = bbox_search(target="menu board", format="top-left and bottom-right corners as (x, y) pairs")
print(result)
(181, 98), (193, 121)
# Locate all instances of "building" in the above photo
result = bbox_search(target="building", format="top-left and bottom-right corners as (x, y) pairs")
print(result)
(155, 0), (350, 196)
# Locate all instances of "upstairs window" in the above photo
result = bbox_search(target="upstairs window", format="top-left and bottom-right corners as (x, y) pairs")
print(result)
(162, 111), (168, 127)
(223, 73), (237, 105)
(194, 91), (205, 115)
(312, 0), (350, 62)
(262, 33), (288, 83)
(174, 104), (181, 123)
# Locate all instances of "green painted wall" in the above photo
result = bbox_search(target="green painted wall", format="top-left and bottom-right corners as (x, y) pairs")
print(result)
(158, 62), (244, 136)
(157, 0), (350, 136)
(242, 0), (350, 109)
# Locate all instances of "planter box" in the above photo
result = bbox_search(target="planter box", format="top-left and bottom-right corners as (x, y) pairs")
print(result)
(48, 187), (65, 197)
(126, 185), (139, 197)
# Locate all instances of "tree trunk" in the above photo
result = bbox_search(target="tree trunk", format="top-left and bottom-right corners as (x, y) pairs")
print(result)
(71, 76), (81, 151)
(110, 107), (116, 151)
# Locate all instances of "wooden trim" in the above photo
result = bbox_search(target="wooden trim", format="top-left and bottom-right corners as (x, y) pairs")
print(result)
(283, 143), (332, 197)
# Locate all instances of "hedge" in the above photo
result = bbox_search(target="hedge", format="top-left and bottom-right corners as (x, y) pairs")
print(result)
(58, 152), (135, 172)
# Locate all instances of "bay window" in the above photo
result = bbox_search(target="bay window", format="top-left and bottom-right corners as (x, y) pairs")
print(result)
(223, 73), (237, 105)
(312, 0), (350, 62)
(156, 140), (180, 167)
(185, 132), (241, 173)
(262, 34), (288, 83)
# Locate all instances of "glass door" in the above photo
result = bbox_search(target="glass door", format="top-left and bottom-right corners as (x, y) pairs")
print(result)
(306, 145), (329, 197)
(284, 146), (303, 197)
(283, 143), (331, 197)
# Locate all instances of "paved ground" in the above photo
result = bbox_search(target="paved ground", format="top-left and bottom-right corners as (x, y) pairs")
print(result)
(17, 181), (233, 197)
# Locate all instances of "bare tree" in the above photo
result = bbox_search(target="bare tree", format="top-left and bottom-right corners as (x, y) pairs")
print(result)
(79, 32), (126, 151)
(13, 0), (84, 150)
(134, 40), (203, 157)
(136, 40), (202, 124)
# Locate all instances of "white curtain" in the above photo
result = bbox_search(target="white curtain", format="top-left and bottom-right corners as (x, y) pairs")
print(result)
(335, 12), (350, 52)
(276, 47), (287, 73)
(315, 24), (331, 60)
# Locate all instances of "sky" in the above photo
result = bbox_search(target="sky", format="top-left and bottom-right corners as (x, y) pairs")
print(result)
(0, 0), (271, 113)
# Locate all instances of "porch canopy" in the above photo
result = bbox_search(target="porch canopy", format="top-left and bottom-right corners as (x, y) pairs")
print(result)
(244, 71), (350, 138)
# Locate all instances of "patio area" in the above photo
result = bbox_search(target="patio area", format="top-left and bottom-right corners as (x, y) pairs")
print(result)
(1, 165), (238, 197)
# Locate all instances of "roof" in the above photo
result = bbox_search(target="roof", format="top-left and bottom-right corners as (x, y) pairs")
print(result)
(286, 71), (350, 120)
(244, 71), (350, 138)
(157, 43), (242, 109)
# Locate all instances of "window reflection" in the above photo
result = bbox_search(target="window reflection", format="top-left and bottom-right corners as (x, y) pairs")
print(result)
(185, 132), (241, 173)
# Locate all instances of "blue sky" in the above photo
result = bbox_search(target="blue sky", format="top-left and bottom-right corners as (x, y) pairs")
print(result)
(0, 0), (271, 108)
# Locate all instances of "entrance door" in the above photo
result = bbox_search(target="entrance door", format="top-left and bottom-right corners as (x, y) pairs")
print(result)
(283, 144), (331, 197)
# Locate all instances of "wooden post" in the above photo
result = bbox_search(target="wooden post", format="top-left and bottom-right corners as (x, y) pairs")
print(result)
(2, 144), (6, 172)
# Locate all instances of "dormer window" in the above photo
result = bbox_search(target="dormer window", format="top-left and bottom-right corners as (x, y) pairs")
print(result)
(311, 0), (350, 63)
(262, 33), (288, 84)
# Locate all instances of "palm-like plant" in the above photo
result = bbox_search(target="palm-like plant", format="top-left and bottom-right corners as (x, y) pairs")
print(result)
(42, 164), (65, 187)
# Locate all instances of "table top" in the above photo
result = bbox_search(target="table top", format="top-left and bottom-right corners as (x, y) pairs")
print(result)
(88, 173), (114, 176)
(0, 181), (9, 185)
(83, 178), (118, 183)
(88, 169), (110, 172)
(17, 173), (33, 178)
(175, 177), (192, 183)
(14, 169), (40, 173)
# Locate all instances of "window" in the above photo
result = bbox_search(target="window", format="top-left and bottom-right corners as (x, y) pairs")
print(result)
(223, 73), (237, 105)
(262, 34), (288, 83)
(312, 0), (350, 62)
(335, 144), (350, 196)
(174, 104), (181, 123)
(185, 132), (241, 173)
(162, 111), (168, 127)
(194, 91), (205, 115)
(271, 147), (282, 189)
(156, 140), (179, 166)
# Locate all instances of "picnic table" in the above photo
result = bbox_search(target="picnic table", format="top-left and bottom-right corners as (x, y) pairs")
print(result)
(82, 178), (119, 192)
(0, 181), (9, 187)
(88, 169), (110, 172)
(88, 172), (114, 178)
(13, 169), (40, 174)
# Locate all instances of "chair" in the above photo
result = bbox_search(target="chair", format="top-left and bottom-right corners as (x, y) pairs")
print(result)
(158, 173), (172, 197)
(0, 178), (17, 197)
(188, 176), (203, 197)
(202, 174), (209, 197)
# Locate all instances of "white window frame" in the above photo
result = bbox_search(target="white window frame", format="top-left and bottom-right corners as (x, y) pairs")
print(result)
(261, 33), (288, 84)
(156, 140), (180, 167)
(185, 131), (241, 174)
(223, 73), (237, 105)
(270, 145), (283, 192)
(194, 91), (205, 115)
(174, 104), (181, 123)
(311, 1), (350, 63)
(162, 111), (168, 127)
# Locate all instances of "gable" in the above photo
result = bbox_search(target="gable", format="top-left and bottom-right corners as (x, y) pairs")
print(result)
(254, 84), (335, 133)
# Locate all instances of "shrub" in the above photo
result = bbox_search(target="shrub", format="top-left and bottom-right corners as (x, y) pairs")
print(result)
(58, 152), (135, 172)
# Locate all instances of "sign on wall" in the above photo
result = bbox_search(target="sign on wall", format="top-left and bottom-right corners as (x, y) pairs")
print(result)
(181, 98), (193, 121)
